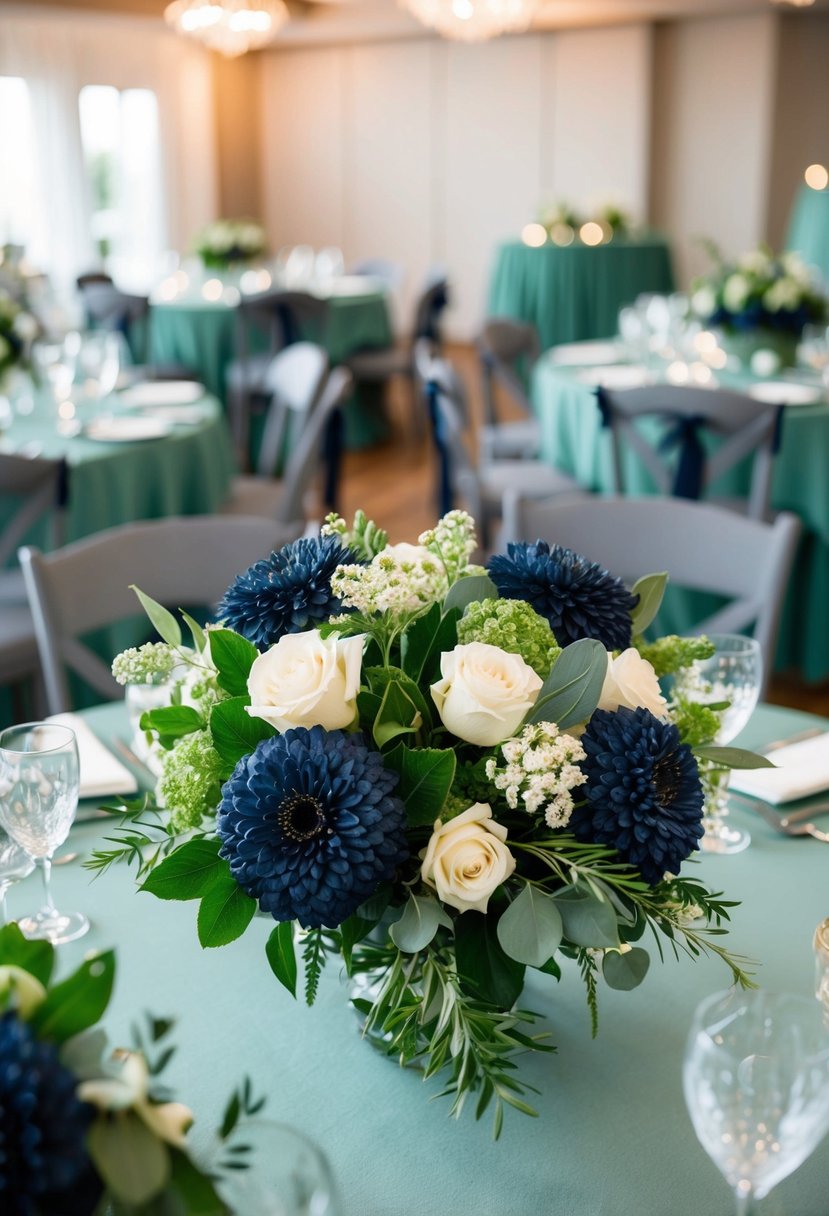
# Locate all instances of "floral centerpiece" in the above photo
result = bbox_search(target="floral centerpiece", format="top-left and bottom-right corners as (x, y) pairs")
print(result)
(0, 287), (36, 399)
(0, 921), (262, 1214)
(193, 219), (267, 272)
(691, 243), (827, 368)
(96, 511), (767, 1137)
(537, 201), (634, 246)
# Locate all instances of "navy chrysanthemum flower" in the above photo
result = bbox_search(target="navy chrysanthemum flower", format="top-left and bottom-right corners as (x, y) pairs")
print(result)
(487, 540), (638, 651)
(571, 706), (704, 886)
(218, 535), (358, 651)
(217, 726), (409, 928)
(0, 1010), (98, 1215)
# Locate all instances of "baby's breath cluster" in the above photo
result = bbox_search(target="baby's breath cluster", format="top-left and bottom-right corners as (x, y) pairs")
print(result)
(418, 510), (478, 583)
(331, 546), (449, 617)
(321, 510), (388, 561)
(158, 731), (223, 831)
(111, 643), (176, 687)
(458, 599), (560, 679)
(486, 723), (587, 827)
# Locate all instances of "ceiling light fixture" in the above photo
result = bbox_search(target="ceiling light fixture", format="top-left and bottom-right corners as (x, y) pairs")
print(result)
(400, 0), (538, 42)
(770, 0), (816, 7)
(164, 0), (289, 57)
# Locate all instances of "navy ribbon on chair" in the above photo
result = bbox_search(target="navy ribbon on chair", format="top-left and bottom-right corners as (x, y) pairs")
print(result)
(425, 379), (453, 516)
(322, 408), (343, 512)
(659, 413), (707, 500)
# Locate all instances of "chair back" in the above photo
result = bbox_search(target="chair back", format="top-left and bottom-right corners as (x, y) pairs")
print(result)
(500, 492), (801, 696)
(256, 342), (329, 478)
(478, 317), (540, 426)
(76, 271), (113, 290)
(20, 515), (305, 714)
(276, 366), (353, 525)
(0, 453), (68, 568)
(415, 349), (477, 520)
(412, 267), (450, 344)
(596, 384), (784, 520)
(77, 281), (149, 360)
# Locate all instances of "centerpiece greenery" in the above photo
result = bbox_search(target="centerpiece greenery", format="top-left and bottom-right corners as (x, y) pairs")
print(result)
(0, 287), (36, 397)
(193, 219), (267, 272)
(95, 511), (768, 1137)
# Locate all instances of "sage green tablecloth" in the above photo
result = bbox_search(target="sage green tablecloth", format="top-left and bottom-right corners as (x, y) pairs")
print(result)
(9, 701), (828, 1216)
(533, 354), (829, 682)
(488, 237), (675, 351)
(786, 185), (829, 284)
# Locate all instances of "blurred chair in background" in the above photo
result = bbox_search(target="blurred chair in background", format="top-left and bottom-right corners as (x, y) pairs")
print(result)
(76, 277), (195, 381)
(477, 317), (542, 462)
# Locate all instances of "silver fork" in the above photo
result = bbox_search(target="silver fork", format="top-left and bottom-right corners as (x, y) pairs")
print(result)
(733, 793), (829, 842)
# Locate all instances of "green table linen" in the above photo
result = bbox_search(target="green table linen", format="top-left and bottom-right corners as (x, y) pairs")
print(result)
(7, 700), (828, 1216)
(488, 237), (675, 351)
(786, 185), (829, 284)
(533, 355), (829, 682)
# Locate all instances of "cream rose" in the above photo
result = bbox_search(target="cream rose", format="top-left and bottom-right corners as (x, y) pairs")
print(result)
(598, 648), (667, 718)
(431, 642), (542, 747)
(246, 630), (363, 732)
(420, 802), (515, 914)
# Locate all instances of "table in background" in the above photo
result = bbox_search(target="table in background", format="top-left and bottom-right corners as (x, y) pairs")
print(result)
(786, 184), (829, 283)
(9, 700), (828, 1216)
(533, 351), (829, 682)
(487, 236), (675, 351)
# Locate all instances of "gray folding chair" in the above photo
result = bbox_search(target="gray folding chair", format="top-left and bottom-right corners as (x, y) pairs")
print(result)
(596, 384), (784, 521)
(501, 493), (801, 696)
(20, 515), (305, 715)
(477, 317), (542, 461)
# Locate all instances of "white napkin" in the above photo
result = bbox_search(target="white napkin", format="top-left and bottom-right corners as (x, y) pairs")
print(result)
(729, 732), (829, 804)
(551, 340), (623, 367)
(574, 364), (651, 390)
(119, 380), (205, 407)
(47, 713), (138, 800)
(748, 381), (822, 407)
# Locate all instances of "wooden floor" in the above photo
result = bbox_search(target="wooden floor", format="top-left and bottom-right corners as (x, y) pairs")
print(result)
(332, 342), (829, 717)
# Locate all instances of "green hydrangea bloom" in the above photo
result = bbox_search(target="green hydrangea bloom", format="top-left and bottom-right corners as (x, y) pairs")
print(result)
(158, 730), (223, 831)
(635, 635), (715, 678)
(672, 698), (721, 748)
(458, 599), (560, 678)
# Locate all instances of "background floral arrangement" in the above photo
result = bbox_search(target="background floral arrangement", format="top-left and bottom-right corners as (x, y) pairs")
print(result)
(0, 287), (36, 392)
(0, 922), (261, 1214)
(537, 200), (633, 245)
(193, 218), (267, 271)
(97, 511), (767, 1136)
(691, 243), (827, 336)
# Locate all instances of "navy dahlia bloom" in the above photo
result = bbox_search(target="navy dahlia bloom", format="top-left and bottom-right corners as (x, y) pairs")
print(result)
(487, 540), (638, 651)
(218, 535), (358, 651)
(0, 1010), (97, 1215)
(217, 726), (409, 928)
(571, 706), (704, 886)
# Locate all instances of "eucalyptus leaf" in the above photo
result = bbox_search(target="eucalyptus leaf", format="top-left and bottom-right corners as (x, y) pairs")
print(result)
(629, 572), (668, 635)
(130, 585), (181, 648)
(496, 884), (563, 967)
(525, 637), (607, 730)
(208, 628), (259, 698)
(555, 883), (619, 948)
(88, 1110), (171, 1206)
(383, 744), (456, 826)
(30, 951), (115, 1044)
(602, 946), (651, 991)
(695, 745), (775, 770)
(167, 1146), (226, 1214)
(211, 697), (274, 774)
(197, 879), (256, 948)
(389, 895), (451, 953)
(180, 611), (207, 655)
(141, 839), (226, 902)
(443, 574), (498, 615)
(266, 922), (297, 997)
(0, 921), (54, 986)
(454, 912), (525, 1008)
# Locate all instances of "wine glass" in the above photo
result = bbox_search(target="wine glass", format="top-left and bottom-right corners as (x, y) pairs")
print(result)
(673, 634), (763, 854)
(217, 1121), (342, 1216)
(77, 331), (121, 400)
(0, 722), (89, 944)
(683, 989), (829, 1215)
(0, 826), (35, 925)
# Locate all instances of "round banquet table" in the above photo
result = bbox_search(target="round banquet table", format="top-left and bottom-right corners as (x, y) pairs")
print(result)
(532, 350), (829, 683)
(786, 184), (829, 284)
(10, 700), (829, 1216)
(488, 236), (675, 352)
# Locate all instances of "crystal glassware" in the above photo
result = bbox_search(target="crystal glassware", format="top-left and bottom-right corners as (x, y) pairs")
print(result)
(683, 989), (829, 1215)
(673, 633), (763, 854)
(217, 1121), (341, 1216)
(0, 826), (35, 925)
(0, 722), (89, 944)
(814, 918), (829, 1012)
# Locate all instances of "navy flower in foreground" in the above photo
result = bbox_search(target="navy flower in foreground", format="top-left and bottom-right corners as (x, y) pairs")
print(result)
(218, 535), (357, 651)
(488, 540), (638, 651)
(0, 1010), (97, 1214)
(571, 706), (704, 886)
(217, 726), (409, 928)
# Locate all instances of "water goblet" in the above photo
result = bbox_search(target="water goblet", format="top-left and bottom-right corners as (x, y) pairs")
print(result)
(217, 1121), (342, 1216)
(673, 633), (762, 854)
(0, 826), (35, 925)
(0, 722), (89, 944)
(683, 989), (829, 1215)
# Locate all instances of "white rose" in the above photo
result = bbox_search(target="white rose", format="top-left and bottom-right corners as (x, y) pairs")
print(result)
(431, 642), (543, 747)
(723, 273), (750, 313)
(246, 630), (363, 732)
(598, 648), (667, 718)
(420, 802), (516, 914)
(691, 287), (716, 318)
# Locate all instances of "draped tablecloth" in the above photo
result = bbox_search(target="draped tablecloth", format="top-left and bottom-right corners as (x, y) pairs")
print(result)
(533, 353), (829, 682)
(488, 237), (675, 351)
(786, 184), (829, 285)
(9, 700), (827, 1216)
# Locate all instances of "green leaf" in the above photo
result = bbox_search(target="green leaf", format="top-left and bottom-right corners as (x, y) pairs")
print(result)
(389, 894), (451, 953)
(338, 914), (375, 974)
(383, 743), (456, 826)
(168, 1146), (226, 1214)
(443, 574), (498, 615)
(139, 704), (203, 749)
(265, 921), (298, 997)
(211, 696), (274, 774)
(629, 572), (668, 635)
(695, 745), (775, 769)
(180, 611), (207, 655)
(197, 879), (256, 948)
(208, 628), (259, 698)
(402, 604), (462, 686)
(496, 884), (563, 967)
(130, 585), (181, 648)
(355, 884), (392, 924)
(88, 1110), (170, 1206)
(525, 637), (607, 730)
(372, 679), (422, 750)
(555, 883), (620, 948)
(602, 946), (651, 991)
(141, 839), (226, 901)
(364, 666), (434, 731)
(454, 912), (525, 1008)
(30, 951), (115, 1044)
(0, 922), (54, 986)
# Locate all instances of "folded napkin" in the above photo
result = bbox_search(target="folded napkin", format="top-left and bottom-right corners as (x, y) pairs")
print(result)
(574, 364), (651, 390)
(47, 713), (138, 800)
(729, 732), (829, 804)
(551, 340), (622, 367)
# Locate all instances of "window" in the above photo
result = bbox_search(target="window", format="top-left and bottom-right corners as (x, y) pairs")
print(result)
(78, 84), (165, 291)
(0, 77), (45, 263)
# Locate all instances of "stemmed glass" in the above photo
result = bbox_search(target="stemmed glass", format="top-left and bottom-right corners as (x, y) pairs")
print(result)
(683, 989), (829, 1215)
(0, 827), (35, 924)
(0, 722), (89, 943)
(673, 634), (763, 854)
(217, 1121), (342, 1216)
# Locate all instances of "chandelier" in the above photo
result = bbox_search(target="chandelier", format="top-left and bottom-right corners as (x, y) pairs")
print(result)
(401, 0), (538, 42)
(164, 0), (289, 56)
